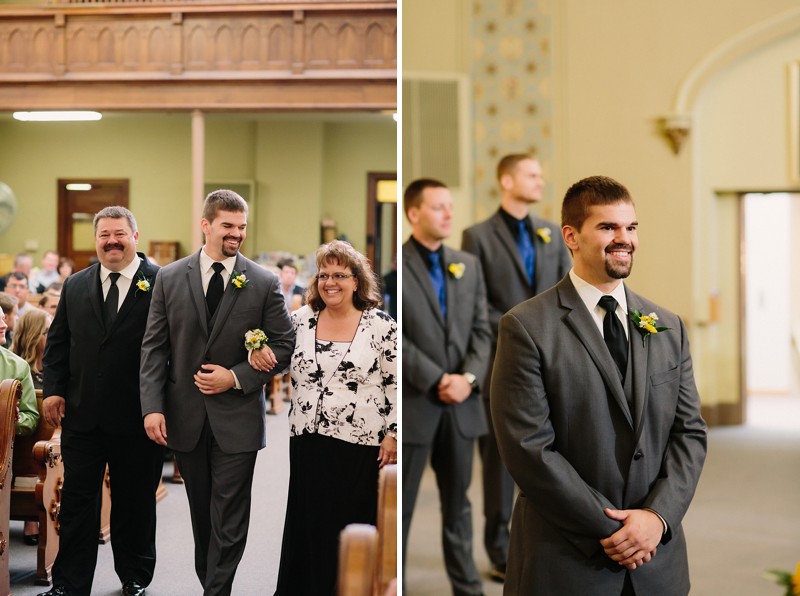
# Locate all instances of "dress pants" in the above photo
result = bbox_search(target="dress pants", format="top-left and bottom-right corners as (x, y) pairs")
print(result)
(176, 418), (258, 596)
(53, 426), (164, 596)
(479, 395), (516, 568)
(402, 407), (483, 596)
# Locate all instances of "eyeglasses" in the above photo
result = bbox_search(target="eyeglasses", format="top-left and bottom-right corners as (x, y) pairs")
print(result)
(317, 273), (356, 282)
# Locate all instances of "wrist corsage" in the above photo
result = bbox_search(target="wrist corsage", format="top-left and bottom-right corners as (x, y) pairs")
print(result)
(244, 328), (269, 364)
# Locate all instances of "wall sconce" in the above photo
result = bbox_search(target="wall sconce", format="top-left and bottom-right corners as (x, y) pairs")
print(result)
(661, 113), (692, 155)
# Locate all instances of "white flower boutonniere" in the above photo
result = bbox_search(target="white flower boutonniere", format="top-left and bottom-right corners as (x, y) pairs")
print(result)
(231, 270), (248, 289)
(536, 227), (552, 243)
(629, 309), (671, 347)
(448, 262), (465, 280)
(135, 272), (152, 294)
(244, 328), (269, 364)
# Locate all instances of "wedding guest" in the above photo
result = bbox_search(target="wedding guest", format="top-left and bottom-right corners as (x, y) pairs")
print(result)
(11, 308), (51, 544)
(31, 250), (60, 294)
(253, 240), (397, 596)
(38, 290), (60, 317)
(277, 258), (305, 312)
(0, 309), (39, 438)
(6, 271), (33, 317)
(492, 175), (707, 595)
(0, 292), (19, 349)
(0, 252), (33, 292)
(57, 256), (75, 282)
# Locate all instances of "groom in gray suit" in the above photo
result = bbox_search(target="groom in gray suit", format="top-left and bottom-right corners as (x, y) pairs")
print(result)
(140, 189), (294, 595)
(402, 179), (492, 596)
(492, 176), (707, 595)
(461, 154), (571, 582)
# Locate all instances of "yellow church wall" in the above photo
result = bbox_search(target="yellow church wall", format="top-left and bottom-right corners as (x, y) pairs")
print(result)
(403, 0), (800, 414)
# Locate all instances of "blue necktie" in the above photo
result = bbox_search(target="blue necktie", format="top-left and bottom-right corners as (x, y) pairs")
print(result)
(427, 251), (447, 319)
(517, 219), (536, 285)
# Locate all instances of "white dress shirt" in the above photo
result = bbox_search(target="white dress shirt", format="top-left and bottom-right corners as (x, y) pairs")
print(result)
(569, 269), (629, 340)
(100, 256), (142, 313)
(199, 248), (237, 294)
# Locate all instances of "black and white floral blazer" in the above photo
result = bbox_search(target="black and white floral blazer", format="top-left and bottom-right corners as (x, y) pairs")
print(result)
(288, 305), (397, 446)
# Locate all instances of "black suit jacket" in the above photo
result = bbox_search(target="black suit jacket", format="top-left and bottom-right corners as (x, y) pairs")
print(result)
(43, 253), (159, 436)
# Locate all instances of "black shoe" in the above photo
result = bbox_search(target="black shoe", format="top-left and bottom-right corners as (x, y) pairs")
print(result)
(37, 587), (70, 596)
(23, 533), (39, 545)
(489, 563), (506, 583)
(266, 409), (277, 416)
(121, 579), (146, 596)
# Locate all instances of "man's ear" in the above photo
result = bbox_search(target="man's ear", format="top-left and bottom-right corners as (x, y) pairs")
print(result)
(562, 225), (578, 252)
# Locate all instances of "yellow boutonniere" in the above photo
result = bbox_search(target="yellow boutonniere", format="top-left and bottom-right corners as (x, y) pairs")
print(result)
(536, 227), (552, 243)
(764, 562), (800, 596)
(448, 262), (465, 280)
(135, 272), (151, 294)
(629, 309), (671, 347)
(231, 269), (248, 289)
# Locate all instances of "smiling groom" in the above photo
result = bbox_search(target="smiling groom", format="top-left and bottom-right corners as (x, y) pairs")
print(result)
(140, 189), (294, 595)
(491, 176), (707, 596)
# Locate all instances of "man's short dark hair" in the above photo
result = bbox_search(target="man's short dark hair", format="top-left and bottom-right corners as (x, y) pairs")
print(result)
(496, 153), (537, 181)
(561, 176), (633, 231)
(403, 178), (448, 217)
(9, 271), (28, 283)
(277, 258), (297, 271)
(202, 189), (248, 223)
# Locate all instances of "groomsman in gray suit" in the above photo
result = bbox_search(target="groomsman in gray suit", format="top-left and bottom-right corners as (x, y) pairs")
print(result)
(140, 190), (294, 595)
(492, 176), (707, 595)
(461, 153), (571, 582)
(402, 179), (492, 596)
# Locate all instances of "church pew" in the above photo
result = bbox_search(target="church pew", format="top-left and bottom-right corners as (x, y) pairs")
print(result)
(336, 463), (397, 596)
(11, 389), (65, 585)
(375, 464), (397, 594)
(0, 379), (21, 596)
(338, 524), (377, 596)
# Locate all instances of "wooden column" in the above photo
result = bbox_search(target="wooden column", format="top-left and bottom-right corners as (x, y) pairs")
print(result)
(191, 109), (205, 252)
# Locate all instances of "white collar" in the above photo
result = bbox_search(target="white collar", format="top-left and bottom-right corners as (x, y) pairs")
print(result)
(200, 247), (237, 274)
(100, 256), (141, 282)
(569, 269), (628, 314)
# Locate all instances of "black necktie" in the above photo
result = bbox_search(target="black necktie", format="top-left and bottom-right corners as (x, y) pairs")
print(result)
(206, 262), (225, 318)
(427, 251), (447, 318)
(516, 219), (536, 285)
(104, 272), (120, 328)
(598, 295), (628, 379)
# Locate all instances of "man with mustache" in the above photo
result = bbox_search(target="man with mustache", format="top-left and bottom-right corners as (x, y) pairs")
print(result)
(41, 206), (163, 596)
(140, 189), (294, 595)
(491, 176), (707, 595)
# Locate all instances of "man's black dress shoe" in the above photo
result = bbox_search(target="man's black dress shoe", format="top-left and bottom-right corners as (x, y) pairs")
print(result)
(121, 579), (146, 596)
(23, 533), (39, 545)
(36, 586), (70, 596)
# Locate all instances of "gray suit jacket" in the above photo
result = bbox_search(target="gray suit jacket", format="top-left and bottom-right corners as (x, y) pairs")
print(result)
(462, 211), (571, 337)
(140, 250), (295, 453)
(401, 239), (492, 445)
(491, 276), (707, 595)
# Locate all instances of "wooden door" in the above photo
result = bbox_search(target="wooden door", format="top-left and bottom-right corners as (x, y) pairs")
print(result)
(57, 179), (129, 272)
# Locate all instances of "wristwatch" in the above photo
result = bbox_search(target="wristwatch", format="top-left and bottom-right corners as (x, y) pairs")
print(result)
(463, 372), (477, 387)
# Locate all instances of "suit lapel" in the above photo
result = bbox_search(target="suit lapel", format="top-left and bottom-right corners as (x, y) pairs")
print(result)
(442, 246), (458, 336)
(207, 254), (244, 346)
(187, 250), (209, 339)
(88, 265), (104, 328)
(403, 240), (444, 328)
(626, 289), (650, 443)
(558, 278), (633, 428)
(530, 216), (553, 291)
(491, 213), (531, 287)
(108, 256), (152, 333)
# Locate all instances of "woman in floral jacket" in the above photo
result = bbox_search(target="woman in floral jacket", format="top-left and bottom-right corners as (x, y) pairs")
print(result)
(261, 240), (397, 596)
